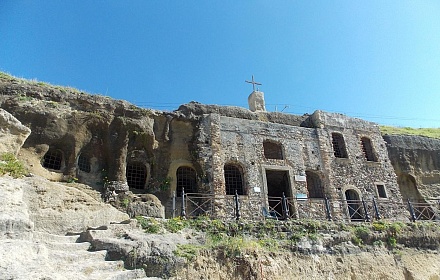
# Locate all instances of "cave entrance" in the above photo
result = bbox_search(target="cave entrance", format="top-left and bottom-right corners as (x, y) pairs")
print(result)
(265, 170), (291, 217)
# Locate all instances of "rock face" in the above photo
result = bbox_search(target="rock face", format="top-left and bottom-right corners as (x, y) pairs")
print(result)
(384, 135), (440, 199)
(0, 176), (33, 239)
(0, 108), (31, 155)
(178, 249), (440, 280)
(21, 176), (129, 234)
(127, 194), (165, 218)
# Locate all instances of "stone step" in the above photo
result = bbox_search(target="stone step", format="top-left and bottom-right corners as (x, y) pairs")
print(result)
(134, 277), (164, 280)
(103, 269), (147, 280)
(52, 260), (125, 279)
(33, 231), (80, 243)
(48, 249), (107, 263)
(41, 240), (91, 251)
(79, 260), (125, 273)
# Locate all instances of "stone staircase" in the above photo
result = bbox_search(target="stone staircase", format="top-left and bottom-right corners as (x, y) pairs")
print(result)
(32, 231), (158, 280)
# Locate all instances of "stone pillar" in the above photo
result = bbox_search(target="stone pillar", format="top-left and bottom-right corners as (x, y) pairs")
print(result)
(209, 113), (224, 195)
(248, 91), (266, 112)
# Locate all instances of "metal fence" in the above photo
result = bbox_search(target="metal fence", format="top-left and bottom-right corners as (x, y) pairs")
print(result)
(171, 189), (440, 223)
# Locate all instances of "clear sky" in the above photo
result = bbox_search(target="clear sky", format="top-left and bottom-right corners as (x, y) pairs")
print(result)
(1, 1), (439, 127)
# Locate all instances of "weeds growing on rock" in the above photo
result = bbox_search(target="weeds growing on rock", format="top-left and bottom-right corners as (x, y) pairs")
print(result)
(0, 153), (27, 178)
(174, 244), (202, 261)
(166, 217), (187, 233)
(136, 216), (161, 234)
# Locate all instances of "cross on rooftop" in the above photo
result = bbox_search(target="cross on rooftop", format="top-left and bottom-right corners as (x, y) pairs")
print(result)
(245, 75), (262, 92)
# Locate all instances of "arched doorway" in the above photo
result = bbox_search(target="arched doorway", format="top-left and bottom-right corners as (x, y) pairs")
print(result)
(345, 189), (363, 221)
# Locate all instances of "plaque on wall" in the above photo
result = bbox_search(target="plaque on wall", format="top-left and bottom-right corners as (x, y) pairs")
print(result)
(253, 187), (261, 193)
(294, 175), (306, 182)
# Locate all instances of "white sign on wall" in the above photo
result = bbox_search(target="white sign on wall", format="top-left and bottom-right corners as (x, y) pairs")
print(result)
(294, 175), (306, 182)
(253, 187), (261, 193)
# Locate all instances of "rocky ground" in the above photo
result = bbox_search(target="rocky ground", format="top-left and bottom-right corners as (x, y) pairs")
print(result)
(0, 175), (162, 280)
(1, 174), (440, 280)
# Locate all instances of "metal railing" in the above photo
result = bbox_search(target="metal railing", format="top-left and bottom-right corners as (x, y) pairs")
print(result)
(171, 189), (440, 223)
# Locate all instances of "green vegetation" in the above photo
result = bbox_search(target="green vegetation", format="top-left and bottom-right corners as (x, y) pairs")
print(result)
(66, 176), (78, 183)
(136, 216), (161, 234)
(121, 198), (130, 208)
(130, 218), (440, 262)
(147, 176), (172, 193)
(380, 125), (440, 139)
(352, 225), (371, 246)
(165, 217), (187, 233)
(174, 244), (202, 261)
(0, 153), (27, 178)
(0, 71), (15, 81)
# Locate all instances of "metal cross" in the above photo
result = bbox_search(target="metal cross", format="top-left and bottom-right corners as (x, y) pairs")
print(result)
(245, 75), (262, 92)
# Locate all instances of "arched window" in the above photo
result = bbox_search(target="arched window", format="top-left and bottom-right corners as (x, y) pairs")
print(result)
(77, 153), (91, 173)
(331, 133), (348, 158)
(224, 164), (245, 195)
(306, 171), (324, 198)
(42, 149), (63, 170)
(126, 162), (147, 189)
(176, 166), (197, 196)
(361, 137), (377, 162)
(263, 141), (283, 160)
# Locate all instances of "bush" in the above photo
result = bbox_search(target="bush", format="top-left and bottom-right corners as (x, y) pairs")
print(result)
(372, 221), (388, 232)
(0, 153), (27, 178)
(388, 236), (397, 248)
(166, 217), (187, 233)
(174, 244), (201, 261)
(388, 222), (405, 236)
(136, 216), (161, 234)
(352, 225), (371, 246)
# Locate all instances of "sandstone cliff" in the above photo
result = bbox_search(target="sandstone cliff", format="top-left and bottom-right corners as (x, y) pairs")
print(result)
(384, 135), (440, 199)
(1, 73), (440, 280)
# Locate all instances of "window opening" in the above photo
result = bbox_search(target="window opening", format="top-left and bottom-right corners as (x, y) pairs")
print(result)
(224, 164), (244, 195)
(126, 162), (147, 189)
(42, 149), (62, 170)
(306, 171), (324, 198)
(376, 185), (387, 198)
(331, 133), (348, 158)
(176, 166), (197, 196)
(361, 137), (377, 162)
(77, 154), (91, 173)
(263, 141), (283, 160)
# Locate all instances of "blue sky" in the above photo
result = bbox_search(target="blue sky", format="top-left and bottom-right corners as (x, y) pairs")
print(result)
(1, 1), (439, 127)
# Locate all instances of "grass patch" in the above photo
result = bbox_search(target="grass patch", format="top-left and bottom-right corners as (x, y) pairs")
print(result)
(380, 126), (440, 139)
